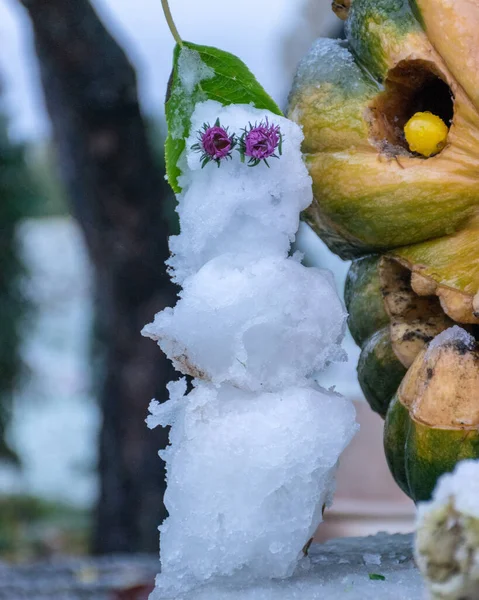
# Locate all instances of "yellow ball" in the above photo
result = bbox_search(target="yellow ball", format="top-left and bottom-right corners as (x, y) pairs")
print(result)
(404, 111), (449, 157)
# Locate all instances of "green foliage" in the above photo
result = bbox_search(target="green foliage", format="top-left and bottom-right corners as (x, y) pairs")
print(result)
(0, 495), (90, 560)
(0, 114), (37, 463)
(146, 117), (179, 236)
(165, 41), (283, 193)
(27, 142), (69, 217)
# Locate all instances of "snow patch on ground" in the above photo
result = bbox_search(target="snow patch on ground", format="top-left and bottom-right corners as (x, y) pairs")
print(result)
(150, 533), (422, 600)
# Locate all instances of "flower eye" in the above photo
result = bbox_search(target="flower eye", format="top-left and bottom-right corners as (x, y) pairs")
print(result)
(191, 119), (237, 168)
(239, 119), (283, 167)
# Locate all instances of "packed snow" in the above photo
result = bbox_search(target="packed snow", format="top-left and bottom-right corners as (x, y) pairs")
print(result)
(363, 553), (382, 566)
(149, 533), (423, 600)
(144, 98), (358, 598)
(148, 380), (356, 589)
(416, 460), (479, 600)
(143, 254), (346, 392)
(166, 102), (313, 284)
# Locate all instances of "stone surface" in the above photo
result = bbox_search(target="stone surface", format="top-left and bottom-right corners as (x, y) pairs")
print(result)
(0, 554), (158, 600)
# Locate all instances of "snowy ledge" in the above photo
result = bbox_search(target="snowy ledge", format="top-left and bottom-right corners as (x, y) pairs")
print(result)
(151, 533), (422, 600)
(0, 533), (422, 599)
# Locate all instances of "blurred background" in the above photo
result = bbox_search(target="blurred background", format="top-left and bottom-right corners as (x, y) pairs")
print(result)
(0, 0), (413, 563)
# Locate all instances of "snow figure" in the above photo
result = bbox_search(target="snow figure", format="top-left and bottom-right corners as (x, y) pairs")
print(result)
(143, 55), (358, 599)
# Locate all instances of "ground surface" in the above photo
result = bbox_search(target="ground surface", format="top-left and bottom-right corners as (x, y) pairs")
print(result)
(0, 554), (158, 599)
(0, 533), (423, 600)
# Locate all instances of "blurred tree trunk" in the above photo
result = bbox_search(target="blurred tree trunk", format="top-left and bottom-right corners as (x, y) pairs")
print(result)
(0, 111), (35, 467)
(18, 0), (177, 553)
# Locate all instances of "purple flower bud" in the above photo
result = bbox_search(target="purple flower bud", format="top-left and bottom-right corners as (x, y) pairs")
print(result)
(191, 119), (236, 168)
(239, 119), (283, 167)
(202, 126), (233, 160)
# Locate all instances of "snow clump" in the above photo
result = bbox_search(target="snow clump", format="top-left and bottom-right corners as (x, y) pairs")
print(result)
(416, 460), (479, 600)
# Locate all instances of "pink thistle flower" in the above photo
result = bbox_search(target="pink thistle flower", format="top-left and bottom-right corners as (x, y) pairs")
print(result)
(239, 119), (283, 167)
(191, 119), (236, 167)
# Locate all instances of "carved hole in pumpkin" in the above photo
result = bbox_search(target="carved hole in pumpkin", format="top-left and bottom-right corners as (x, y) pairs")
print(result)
(368, 60), (454, 157)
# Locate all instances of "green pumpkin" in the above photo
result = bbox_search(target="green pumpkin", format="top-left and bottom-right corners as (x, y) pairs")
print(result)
(289, 0), (479, 499)
(344, 255), (388, 347)
(289, 0), (479, 324)
(345, 255), (454, 419)
(358, 328), (407, 419)
(384, 332), (479, 502)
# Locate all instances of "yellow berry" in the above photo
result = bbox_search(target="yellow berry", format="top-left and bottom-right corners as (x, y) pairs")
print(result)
(404, 111), (449, 157)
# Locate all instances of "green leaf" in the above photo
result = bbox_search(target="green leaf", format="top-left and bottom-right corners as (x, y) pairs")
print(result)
(368, 573), (386, 581)
(165, 41), (283, 193)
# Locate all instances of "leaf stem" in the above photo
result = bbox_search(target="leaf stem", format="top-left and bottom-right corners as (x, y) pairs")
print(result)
(161, 0), (183, 46)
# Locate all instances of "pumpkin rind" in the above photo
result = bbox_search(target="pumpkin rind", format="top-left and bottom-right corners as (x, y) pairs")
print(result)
(346, 0), (423, 81)
(289, 0), (479, 499)
(288, 0), (479, 300)
(384, 331), (479, 502)
(344, 255), (389, 347)
(358, 327), (407, 418)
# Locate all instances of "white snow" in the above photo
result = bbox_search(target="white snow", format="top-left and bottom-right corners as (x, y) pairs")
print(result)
(363, 553), (382, 566)
(148, 380), (357, 589)
(149, 533), (422, 600)
(145, 96), (357, 597)
(416, 460), (479, 600)
(168, 48), (215, 141)
(426, 325), (475, 356)
(167, 102), (313, 284)
(177, 47), (214, 95)
(143, 254), (346, 392)
(293, 38), (357, 85)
